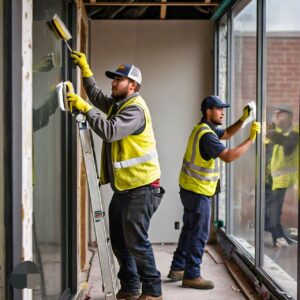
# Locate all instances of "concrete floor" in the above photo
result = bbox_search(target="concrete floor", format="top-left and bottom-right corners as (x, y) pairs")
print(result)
(85, 244), (248, 300)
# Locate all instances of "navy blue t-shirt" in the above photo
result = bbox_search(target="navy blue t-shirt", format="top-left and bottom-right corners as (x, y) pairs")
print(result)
(199, 120), (226, 161)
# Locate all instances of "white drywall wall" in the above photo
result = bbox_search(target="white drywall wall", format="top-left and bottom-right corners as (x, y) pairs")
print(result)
(91, 20), (213, 242)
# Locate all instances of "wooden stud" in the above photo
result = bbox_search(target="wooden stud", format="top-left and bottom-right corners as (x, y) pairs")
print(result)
(160, 0), (167, 20)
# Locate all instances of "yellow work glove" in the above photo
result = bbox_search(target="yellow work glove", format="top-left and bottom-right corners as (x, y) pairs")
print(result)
(70, 51), (93, 78)
(249, 121), (261, 142)
(65, 81), (74, 93)
(67, 92), (93, 114)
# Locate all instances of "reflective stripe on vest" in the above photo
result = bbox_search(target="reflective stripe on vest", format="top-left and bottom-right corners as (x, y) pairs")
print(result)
(271, 166), (298, 178)
(187, 125), (219, 176)
(113, 149), (158, 169)
(271, 125), (299, 189)
(179, 123), (220, 196)
(181, 165), (219, 182)
(190, 126), (208, 163)
(100, 95), (161, 191)
(182, 158), (218, 174)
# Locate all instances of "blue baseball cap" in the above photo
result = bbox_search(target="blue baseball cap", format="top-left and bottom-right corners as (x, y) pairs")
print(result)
(201, 95), (230, 112)
(105, 64), (142, 85)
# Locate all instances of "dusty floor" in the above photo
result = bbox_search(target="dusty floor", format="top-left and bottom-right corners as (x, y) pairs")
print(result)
(84, 244), (248, 300)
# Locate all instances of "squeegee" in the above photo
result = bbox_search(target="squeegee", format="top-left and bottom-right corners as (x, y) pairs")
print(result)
(56, 81), (86, 122)
(56, 81), (73, 112)
(50, 14), (72, 52)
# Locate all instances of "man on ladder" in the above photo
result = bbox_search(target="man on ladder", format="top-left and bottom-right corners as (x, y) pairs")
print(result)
(67, 51), (165, 300)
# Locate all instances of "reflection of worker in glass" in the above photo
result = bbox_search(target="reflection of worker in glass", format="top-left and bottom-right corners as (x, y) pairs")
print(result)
(265, 105), (299, 248)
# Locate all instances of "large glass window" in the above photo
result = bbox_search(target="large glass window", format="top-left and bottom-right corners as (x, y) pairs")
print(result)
(32, 1), (65, 298)
(231, 0), (257, 252)
(263, 0), (300, 297)
(216, 0), (299, 298)
(218, 15), (228, 227)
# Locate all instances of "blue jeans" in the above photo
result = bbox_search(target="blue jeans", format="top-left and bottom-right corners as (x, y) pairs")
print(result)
(109, 185), (165, 296)
(170, 187), (211, 279)
(265, 188), (287, 244)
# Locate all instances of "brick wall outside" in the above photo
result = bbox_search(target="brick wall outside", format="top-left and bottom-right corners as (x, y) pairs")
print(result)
(266, 37), (300, 121)
(233, 35), (300, 228)
(234, 35), (300, 120)
(234, 35), (257, 110)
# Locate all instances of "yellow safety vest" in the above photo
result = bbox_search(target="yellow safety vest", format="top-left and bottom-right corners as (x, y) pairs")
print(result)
(179, 123), (220, 196)
(100, 95), (161, 191)
(271, 125), (299, 190)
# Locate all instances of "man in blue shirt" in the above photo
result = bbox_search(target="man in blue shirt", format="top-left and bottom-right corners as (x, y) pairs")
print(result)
(168, 95), (261, 289)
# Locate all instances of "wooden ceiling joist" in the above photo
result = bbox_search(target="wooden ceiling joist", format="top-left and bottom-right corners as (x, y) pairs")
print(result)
(160, 0), (167, 20)
(84, 2), (219, 7)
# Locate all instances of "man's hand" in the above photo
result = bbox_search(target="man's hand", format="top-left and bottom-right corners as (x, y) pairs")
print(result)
(249, 121), (261, 142)
(240, 104), (251, 122)
(67, 92), (93, 114)
(70, 51), (93, 78)
(266, 129), (277, 141)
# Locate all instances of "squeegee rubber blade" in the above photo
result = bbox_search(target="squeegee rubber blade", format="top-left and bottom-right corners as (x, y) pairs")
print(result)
(51, 14), (72, 41)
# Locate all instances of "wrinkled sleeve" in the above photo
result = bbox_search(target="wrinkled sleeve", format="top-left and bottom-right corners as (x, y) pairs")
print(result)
(86, 105), (145, 143)
(200, 132), (226, 160)
(268, 130), (299, 156)
(83, 77), (113, 114)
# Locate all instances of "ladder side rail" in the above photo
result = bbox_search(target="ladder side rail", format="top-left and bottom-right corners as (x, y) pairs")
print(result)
(79, 123), (117, 300)
(89, 130), (119, 290)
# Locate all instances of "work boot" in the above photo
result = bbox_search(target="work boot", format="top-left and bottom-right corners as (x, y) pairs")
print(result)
(275, 237), (289, 248)
(182, 277), (214, 289)
(286, 227), (298, 239)
(284, 236), (298, 245)
(167, 269), (184, 281)
(137, 295), (163, 300)
(116, 290), (140, 300)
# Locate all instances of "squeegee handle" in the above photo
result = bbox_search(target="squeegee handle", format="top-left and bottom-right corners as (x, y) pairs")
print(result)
(64, 40), (72, 52)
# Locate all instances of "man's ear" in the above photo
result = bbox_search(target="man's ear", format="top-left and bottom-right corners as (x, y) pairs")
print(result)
(206, 108), (212, 118)
(129, 80), (137, 91)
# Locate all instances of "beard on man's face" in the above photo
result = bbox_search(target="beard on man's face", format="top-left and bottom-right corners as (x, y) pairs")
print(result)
(211, 116), (223, 126)
(111, 90), (128, 101)
(112, 94), (124, 101)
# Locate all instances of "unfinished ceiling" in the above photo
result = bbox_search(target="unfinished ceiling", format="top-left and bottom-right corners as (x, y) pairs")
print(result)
(83, 0), (222, 20)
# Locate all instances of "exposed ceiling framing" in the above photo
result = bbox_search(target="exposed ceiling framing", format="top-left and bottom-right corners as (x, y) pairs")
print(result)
(160, 0), (167, 19)
(85, 2), (219, 7)
(83, 0), (221, 20)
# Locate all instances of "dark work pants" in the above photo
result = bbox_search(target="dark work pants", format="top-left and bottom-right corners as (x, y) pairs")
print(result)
(265, 187), (287, 244)
(109, 185), (165, 296)
(170, 187), (211, 279)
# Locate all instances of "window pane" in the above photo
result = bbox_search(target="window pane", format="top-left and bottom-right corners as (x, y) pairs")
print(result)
(218, 15), (228, 227)
(263, 0), (299, 297)
(231, 0), (257, 254)
(32, 1), (64, 298)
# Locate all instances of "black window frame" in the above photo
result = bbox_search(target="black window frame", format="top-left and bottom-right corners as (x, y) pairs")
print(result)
(4, 1), (78, 299)
(214, 0), (299, 299)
